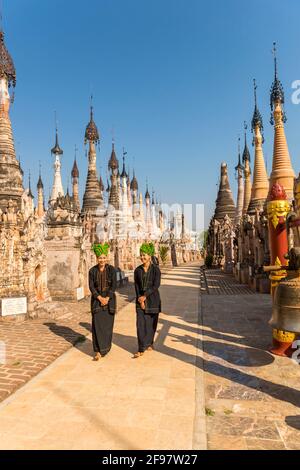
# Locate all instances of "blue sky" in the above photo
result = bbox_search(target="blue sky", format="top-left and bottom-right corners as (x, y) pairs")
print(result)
(4, 0), (300, 228)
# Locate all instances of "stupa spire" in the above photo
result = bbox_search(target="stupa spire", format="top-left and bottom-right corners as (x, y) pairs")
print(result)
(0, 26), (23, 211)
(242, 122), (252, 214)
(248, 79), (269, 214)
(214, 162), (236, 222)
(37, 162), (44, 217)
(82, 99), (103, 213)
(235, 137), (244, 224)
(72, 145), (80, 211)
(269, 42), (295, 201)
(50, 118), (64, 203)
(108, 142), (120, 210)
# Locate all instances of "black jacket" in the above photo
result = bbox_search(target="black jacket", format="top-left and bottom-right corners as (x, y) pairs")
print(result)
(89, 264), (117, 314)
(134, 263), (161, 314)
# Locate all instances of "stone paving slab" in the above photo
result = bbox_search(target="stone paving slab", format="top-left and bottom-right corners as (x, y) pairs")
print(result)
(201, 269), (300, 450)
(0, 283), (135, 403)
(0, 263), (205, 450)
(202, 268), (254, 295)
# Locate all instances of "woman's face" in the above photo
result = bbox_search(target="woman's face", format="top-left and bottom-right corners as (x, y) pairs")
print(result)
(97, 254), (108, 267)
(140, 252), (151, 264)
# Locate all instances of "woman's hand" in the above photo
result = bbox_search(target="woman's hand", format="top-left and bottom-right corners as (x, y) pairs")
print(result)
(97, 295), (108, 306)
(138, 296), (146, 310)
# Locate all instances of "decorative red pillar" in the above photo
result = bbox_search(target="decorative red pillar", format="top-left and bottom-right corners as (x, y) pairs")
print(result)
(267, 182), (295, 356)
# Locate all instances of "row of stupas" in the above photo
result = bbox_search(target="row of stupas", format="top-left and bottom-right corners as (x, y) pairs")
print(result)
(44, 109), (165, 245)
(207, 42), (296, 293)
(0, 26), (199, 320)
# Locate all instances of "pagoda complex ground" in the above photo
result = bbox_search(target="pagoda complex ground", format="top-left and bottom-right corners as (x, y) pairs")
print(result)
(0, 263), (299, 450)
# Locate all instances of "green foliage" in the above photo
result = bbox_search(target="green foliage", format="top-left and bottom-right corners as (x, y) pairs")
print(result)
(205, 253), (214, 268)
(205, 407), (215, 416)
(199, 230), (208, 249)
(159, 245), (169, 265)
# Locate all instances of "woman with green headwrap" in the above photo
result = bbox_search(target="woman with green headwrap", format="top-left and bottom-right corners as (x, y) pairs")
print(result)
(133, 243), (161, 358)
(89, 243), (117, 360)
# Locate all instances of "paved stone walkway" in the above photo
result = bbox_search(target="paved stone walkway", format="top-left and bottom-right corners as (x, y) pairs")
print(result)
(2, 265), (300, 450)
(201, 269), (300, 450)
(0, 263), (205, 450)
(201, 268), (254, 295)
(0, 283), (135, 404)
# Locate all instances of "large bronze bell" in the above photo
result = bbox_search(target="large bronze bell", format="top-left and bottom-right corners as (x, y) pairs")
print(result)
(268, 248), (300, 334)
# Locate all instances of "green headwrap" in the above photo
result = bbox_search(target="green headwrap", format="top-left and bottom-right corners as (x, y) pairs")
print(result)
(92, 243), (110, 257)
(140, 242), (155, 256)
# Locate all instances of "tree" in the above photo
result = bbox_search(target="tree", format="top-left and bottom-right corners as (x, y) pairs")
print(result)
(199, 230), (208, 250)
(159, 245), (169, 266)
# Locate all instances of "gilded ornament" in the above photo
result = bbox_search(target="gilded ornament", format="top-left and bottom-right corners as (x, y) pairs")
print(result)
(267, 199), (290, 229)
(272, 328), (295, 343)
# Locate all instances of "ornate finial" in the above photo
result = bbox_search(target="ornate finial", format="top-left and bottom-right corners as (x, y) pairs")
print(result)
(71, 146), (79, 178)
(121, 148), (127, 178)
(99, 164), (104, 192)
(251, 79), (264, 142)
(270, 41), (286, 124)
(242, 122), (250, 163)
(108, 139), (119, 171)
(89, 95), (95, 123)
(0, 0), (3, 33)
(19, 155), (23, 175)
(37, 162), (43, 190)
(85, 97), (100, 144)
(145, 178), (150, 199)
(273, 42), (277, 80)
(106, 177), (110, 193)
(28, 171), (33, 198)
(253, 78), (257, 106)
(51, 112), (63, 155)
(0, 15), (16, 89)
(130, 167), (138, 191)
(244, 121), (247, 148)
(235, 136), (243, 172)
(111, 126), (115, 146)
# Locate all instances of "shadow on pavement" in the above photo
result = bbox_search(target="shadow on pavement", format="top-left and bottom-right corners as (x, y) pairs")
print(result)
(44, 323), (94, 358)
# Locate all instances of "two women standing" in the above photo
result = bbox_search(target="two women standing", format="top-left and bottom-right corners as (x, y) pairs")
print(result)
(89, 242), (161, 360)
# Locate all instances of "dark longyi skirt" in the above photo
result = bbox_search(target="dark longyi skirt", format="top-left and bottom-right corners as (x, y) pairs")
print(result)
(136, 307), (159, 353)
(92, 307), (115, 356)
